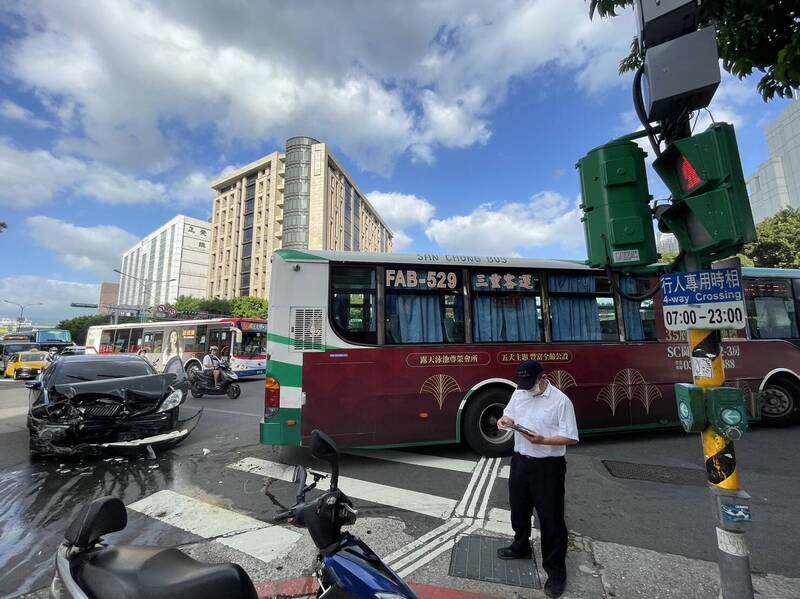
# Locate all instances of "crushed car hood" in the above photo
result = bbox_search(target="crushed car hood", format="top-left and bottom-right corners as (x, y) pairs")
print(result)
(53, 373), (176, 406)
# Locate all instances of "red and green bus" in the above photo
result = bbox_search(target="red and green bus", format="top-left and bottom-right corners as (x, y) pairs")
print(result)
(262, 250), (800, 456)
(86, 317), (267, 377)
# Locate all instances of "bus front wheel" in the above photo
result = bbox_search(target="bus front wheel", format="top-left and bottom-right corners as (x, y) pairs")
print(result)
(760, 379), (799, 426)
(463, 388), (514, 457)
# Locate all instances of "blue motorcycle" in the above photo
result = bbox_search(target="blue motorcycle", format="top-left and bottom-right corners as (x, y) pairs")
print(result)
(49, 430), (417, 599)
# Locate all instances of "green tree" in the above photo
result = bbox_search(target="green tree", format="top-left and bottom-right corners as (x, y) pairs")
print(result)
(230, 296), (269, 319)
(588, 1), (800, 100)
(57, 315), (111, 345)
(199, 298), (232, 316)
(743, 208), (800, 268)
(173, 295), (202, 313)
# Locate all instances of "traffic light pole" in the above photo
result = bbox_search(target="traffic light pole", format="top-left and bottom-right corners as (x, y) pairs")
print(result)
(688, 326), (754, 599)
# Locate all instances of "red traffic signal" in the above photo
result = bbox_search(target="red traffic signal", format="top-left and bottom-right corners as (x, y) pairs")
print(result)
(679, 156), (702, 192)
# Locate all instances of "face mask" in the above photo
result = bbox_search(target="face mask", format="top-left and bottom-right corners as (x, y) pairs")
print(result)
(529, 378), (547, 396)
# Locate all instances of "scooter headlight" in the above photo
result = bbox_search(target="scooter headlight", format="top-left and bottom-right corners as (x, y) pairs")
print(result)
(158, 389), (184, 412)
(374, 594), (408, 599)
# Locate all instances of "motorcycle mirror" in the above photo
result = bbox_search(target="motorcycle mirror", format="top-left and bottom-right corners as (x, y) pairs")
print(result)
(311, 429), (339, 490)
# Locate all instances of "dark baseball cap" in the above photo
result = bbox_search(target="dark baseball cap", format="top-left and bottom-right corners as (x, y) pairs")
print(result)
(516, 360), (544, 390)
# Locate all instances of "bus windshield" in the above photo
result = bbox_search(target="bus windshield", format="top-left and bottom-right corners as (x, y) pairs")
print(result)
(37, 330), (71, 343)
(235, 331), (265, 358)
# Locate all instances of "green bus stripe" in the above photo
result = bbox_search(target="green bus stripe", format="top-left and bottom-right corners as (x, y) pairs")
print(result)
(267, 359), (302, 388)
(275, 249), (328, 261)
(267, 332), (339, 351)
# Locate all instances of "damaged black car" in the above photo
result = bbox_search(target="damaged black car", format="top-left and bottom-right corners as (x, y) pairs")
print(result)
(27, 354), (201, 458)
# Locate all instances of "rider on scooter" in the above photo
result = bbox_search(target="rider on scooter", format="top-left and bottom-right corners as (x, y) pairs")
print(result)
(202, 345), (222, 388)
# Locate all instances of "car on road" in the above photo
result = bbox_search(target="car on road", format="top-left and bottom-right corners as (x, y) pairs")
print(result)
(0, 340), (39, 372)
(27, 354), (201, 458)
(3, 350), (48, 380)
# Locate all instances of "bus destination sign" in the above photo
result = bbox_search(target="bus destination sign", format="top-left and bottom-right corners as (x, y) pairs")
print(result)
(660, 268), (746, 331)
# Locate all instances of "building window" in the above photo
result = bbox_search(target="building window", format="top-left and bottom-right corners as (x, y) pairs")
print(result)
(548, 274), (618, 341)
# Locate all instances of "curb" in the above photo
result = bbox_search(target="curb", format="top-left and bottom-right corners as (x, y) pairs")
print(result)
(255, 577), (506, 599)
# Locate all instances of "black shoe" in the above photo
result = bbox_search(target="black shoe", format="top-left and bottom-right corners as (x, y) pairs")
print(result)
(496, 544), (532, 560)
(544, 578), (566, 598)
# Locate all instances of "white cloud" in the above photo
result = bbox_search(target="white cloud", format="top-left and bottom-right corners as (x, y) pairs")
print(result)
(0, 99), (51, 128)
(2, 0), (635, 174)
(425, 191), (584, 257)
(25, 216), (139, 276)
(172, 171), (212, 204)
(0, 139), (165, 208)
(391, 230), (414, 252)
(366, 191), (436, 230)
(0, 276), (101, 325)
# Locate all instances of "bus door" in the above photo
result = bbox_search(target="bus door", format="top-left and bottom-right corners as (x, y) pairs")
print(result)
(208, 327), (232, 359)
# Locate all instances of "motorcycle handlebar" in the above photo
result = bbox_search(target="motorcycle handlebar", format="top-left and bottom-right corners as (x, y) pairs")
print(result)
(274, 510), (293, 523)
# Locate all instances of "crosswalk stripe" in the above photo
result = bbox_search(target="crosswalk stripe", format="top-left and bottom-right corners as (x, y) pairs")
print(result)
(383, 519), (465, 566)
(345, 449), (477, 473)
(228, 457), (457, 519)
(454, 457), (486, 516)
(499, 464), (510, 479)
(128, 490), (302, 562)
(390, 520), (471, 573)
(476, 459), (501, 520)
(395, 522), (480, 579)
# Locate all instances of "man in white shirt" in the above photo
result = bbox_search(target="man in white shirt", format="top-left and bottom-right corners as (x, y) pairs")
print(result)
(497, 360), (579, 599)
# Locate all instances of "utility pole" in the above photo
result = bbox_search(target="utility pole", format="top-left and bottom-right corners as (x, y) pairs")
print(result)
(577, 2), (757, 597)
(3, 300), (43, 330)
(113, 269), (175, 323)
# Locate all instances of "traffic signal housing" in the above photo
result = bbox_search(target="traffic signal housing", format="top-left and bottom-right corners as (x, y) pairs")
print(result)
(706, 387), (748, 439)
(578, 140), (658, 269)
(653, 123), (756, 266)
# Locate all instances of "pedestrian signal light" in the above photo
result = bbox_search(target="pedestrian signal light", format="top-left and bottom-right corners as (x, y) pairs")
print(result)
(679, 156), (701, 192)
(706, 387), (748, 440)
(653, 123), (757, 265)
(674, 383), (706, 433)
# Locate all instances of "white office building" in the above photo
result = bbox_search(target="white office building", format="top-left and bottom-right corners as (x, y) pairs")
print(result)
(748, 100), (800, 223)
(118, 215), (210, 307)
(657, 233), (680, 256)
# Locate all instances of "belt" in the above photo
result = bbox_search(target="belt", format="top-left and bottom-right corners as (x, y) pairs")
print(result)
(513, 452), (565, 462)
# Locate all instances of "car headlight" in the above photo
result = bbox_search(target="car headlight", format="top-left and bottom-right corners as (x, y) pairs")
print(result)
(158, 389), (184, 412)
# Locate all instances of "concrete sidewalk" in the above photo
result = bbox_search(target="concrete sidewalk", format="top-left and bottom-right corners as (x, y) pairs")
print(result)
(254, 530), (800, 599)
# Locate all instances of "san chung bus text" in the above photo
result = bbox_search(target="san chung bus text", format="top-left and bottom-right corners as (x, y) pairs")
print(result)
(263, 250), (800, 456)
(86, 317), (267, 377)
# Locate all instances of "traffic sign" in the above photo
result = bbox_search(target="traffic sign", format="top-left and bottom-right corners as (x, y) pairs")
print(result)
(660, 268), (746, 331)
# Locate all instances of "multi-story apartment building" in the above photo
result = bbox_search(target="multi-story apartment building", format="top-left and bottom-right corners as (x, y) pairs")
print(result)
(208, 136), (393, 299)
(117, 215), (210, 307)
(748, 100), (800, 223)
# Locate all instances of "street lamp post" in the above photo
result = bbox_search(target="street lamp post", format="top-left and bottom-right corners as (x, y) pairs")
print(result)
(113, 269), (176, 323)
(3, 300), (43, 331)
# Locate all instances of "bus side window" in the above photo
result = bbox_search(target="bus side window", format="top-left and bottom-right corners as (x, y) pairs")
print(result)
(619, 277), (657, 341)
(143, 331), (163, 355)
(548, 274), (619, 342)
(114, 329), (131, 352)
(129, 328), (144, 353)
(100, 329), (114, 353)
(330, 266), (377, 345)
(745, 278), (798, 339)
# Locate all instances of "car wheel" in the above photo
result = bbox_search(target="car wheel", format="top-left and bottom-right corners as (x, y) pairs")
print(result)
(760, 379), (800, 426)
(462, 388), (514, 457)
(227, 384), (241, 400)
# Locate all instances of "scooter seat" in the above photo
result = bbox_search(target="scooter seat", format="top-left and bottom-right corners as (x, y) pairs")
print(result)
(77, 545), (258, 599)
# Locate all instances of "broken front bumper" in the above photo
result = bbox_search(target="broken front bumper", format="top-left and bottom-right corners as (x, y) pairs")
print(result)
(29, 409), (203, 457)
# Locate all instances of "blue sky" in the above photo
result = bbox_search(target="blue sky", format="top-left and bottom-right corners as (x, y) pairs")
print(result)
(0, 1), (795, 323)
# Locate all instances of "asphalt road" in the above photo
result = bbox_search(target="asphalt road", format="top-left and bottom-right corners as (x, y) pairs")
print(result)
(1, 377), (799, 598)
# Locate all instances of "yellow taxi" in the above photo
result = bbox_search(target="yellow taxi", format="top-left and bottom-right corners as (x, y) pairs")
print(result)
(4, 351), (49, 380)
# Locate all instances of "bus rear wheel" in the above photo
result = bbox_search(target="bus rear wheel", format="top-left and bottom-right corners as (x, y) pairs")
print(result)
(760, 379), (799, 426)
(463, 388), (514, 457)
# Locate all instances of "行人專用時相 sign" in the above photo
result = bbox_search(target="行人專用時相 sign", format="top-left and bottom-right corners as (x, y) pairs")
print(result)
(660, 268), (746, 331)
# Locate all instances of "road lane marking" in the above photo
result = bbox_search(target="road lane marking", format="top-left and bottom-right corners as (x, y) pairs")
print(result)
(476, 459), (501, 520)
(454, 457), (487, 516)
(228, 457), (457, 519)
(395, 522), (480, 579)
(345, 449), (477, 473)
(0, 406), (29, 420)
(128, 490), (302, 562)
(388, 519), (471, 572)
(499, 464), (510, 479)
(383, 518), (465, 568)
(191, 407), (262, 418)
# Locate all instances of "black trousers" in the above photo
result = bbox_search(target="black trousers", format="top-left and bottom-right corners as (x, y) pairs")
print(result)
(508, 453), (568, 583)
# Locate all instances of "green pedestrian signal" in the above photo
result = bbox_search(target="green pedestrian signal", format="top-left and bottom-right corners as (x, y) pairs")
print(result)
(653, 123), (757, 266)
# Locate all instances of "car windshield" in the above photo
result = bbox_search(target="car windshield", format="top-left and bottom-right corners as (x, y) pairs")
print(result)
(21, 353), (47, 362)
(5, 344), (36, 355)
(55, 359), (154, 383)
(37, 330), (71, 343)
